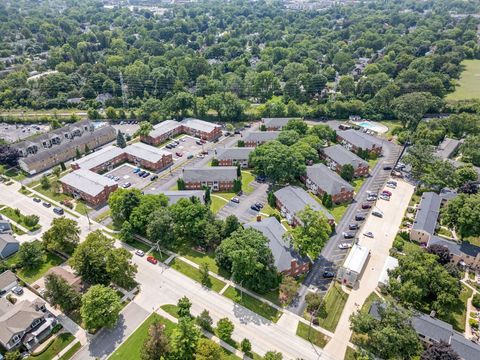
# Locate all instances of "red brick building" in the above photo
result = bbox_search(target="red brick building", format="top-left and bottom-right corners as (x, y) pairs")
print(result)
(182, 167), (238, 192)
(337, 129), (383, 156)
(216, 147), (254, 168)
(303, 164), (354, 203)
(321, 144), (369, 177)
(243, 131), (280, 147)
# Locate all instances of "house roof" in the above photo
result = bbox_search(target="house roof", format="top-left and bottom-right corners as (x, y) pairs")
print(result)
(216, 147), (254, 161)
(306, 163), (354, 195)
(274, 186), (334, 221)
(338, 129), (383, 150)
(0, 234), (19, 253)
(261, 118), (296, 129)
(46, 267), (84, 293)
(0, 220), (12, 234)
(149, 120), (181, 138)
(0, 298), (45, 346)
(0, 271), (17, 289)
(244, 217), (309, 272)
(182, 167), (238, 182)
(60, 169), (117, 197)
(179, 118), (220, 133)
(435, 137), (463, 160)
(125, 142), (171, 163)
(243, 131), (280, 143)
(322, 144), (368, 169)
(412, 192), (442, 234)
(450, 333), (480, 360)
(160, 191), (205, 205)
(378, 256), (398, 287)
(429, 236), (480, 258)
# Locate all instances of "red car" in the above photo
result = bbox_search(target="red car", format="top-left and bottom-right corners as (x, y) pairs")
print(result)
(176, 152), (183, 157)
(382, 190), (392, 196)
(146, 256), (158, 265)
(361, 203), (372, 209)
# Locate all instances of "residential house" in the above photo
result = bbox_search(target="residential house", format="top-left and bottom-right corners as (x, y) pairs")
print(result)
(216, 147), (254, 168)
(0, 271), (18, 295)
(321, 144), (369, 177)
(0, 219), (12, 234)
(243, 131), (280, 147)
(261, 118), (297, 131)
(274, 186), (335, 226)
(245, 217), (310, 277)
(435, 137), (463, 160)
(337, 129), (383, 155)
(0, 297), (56, 351)
(160, 190), (205, 205)
(0, 234), (20, 260)
(45, 267), (85, 293)
(182, 167), (238, 192)
(303, 163), (354, 203)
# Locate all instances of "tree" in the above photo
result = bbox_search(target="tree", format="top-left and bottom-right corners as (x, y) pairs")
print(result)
(81, 285), (122, 331)
(129, 194), (169, 235)
(268, 191), (276, 208)
(0, 145), (20, 167)
(472, 294), (480, 308)
(40, 174), (50, 189)
(177, 296), (192, 318)
(169, 198), (213, 246)
(204, 187), (211, 205)
(278, 130), (300, 146)
(141, 320), (170, 360)
(116, 130), (127, 148)
(240, 338), (252, 354)
(427, 244), (451, 265)
(289, 205), (331, 259)
(4, 350), (21, 360)
(42, 217), (80, 254)
(178, 178), (186, 190)
(237, 140), (245, 147)
(136, 121), (154, 137)
(264, 351), (283, 360)
(171, 317), (200, 360)
(421, 160), (458, 190)
(196, 309), (213, 331)
(108, 188), (142, 226)
(340, 164), (355, 182)
(233, 179), (242, 193)
(279, 276), (299, 305)
(350, 302), (422, 359)
(223, 215), (240, 238)
(120, 220), (134, 243)
(455, 165), (478, 185)
(52, 166), (61, 178)
(249, 141), (306, 184)
(195, 338), (223, 360)
(75, 147), (82, 159)
(305, 292), (326, 317)
(23, 214), (39, 228)
(283, 119), (307, 135)
(199, 263), (211, 287)
(44, 273), (81, 313)
(106, 247), (137, 289)
(18, 241), (44, 270)
(216, 228), (279, 293)
(392, 92), (433, 129)
(421, 341), (460, 360)
(106, 107), (117, 120)
(403, 143), (436, 180)
(441, 194), (480, 238)
(216, 318), (234, 341)
(146, 208), (174, 247)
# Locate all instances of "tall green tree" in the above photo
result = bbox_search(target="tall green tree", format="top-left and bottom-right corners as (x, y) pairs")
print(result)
(108, 188), (142, 227)
(42, 217), (80, 254)
(170, 317), (200, 360)
(116, 130), (127, 148)
(81, 285), (122, 331)
(141, 320), (170, 360)
(18, 241), (44, 270)
(44, 273), (81, 313)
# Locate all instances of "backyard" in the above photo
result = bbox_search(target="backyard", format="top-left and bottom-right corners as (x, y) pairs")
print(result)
(447, 60), (480, 101)
(28, 332), (75, 360)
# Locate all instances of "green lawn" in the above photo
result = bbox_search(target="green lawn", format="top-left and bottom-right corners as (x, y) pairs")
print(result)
(215, 192), (236, 201)
(465, 236), (480, 247)
(437, 227), (454, 239)
(74, 200), (92, 215)
(361, 292), (381, 313)
(110, 313), (176, 360)
(440, 284), (473, 332)
(316, 283), (349, 332)
(210, 196), (228, 214)
(368, 158), (379, 169)
(176, 245), (230, 278)
(296, 322), (329, 349)
(241, 171), (255, 194)
(35, 185), (72, 203)
(28, 333), (74, 360)
(379, 120), (403, 138)
(223, 286), (281, 323)
(0, 206), (41, 232)
(447, 60), (480, 101)
(160, 304), (179, 318)
(344, 346), (357, 360)
(352, 178), (365, 193)
(169, 258), (226, 292)
(95, 209), (111, 222)
(260, 204), (278, 216)
(331, 203), (348, 222)
(58, 341), (81, 360)
(127, 239), (152, 253)
(4, 167), (27, 181)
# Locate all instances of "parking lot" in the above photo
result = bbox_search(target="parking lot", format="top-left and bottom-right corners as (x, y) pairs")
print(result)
(104, 163), (153, 190)
(112, 122), (140, 137)
(159, 135), (206, 160)
(0, 122), (49, 143)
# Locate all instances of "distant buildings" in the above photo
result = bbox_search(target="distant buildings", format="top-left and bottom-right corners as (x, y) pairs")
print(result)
(321, 144), (369, 177)
(243, 131), (280, 147)
(303, 163), (354, 203)
(14, 120), (116, 175)
(261, 118), (297, 131)
(245, 217), (310, 276)
(435, 137), (463, 160)
(182, 167), (238, 192)
(216, 147), (254, 168)
(160, 190), (205, 205)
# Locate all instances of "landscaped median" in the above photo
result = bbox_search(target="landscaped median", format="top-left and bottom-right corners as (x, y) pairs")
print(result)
(0, 205), (41, 232)
(169, 257), (226, 293)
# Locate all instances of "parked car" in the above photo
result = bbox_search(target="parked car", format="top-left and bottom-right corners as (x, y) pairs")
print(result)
(382, 190), (392, 196)
(349, 223), (359, 230)
(146, 256), (158, 265)
(250, 204), (260, 211)
(366, 191), (377, 197)
(176, 152), (183, 157)
(133, 168), (141, 173)
(322, 271), (335, 278)
(231, 197), (240, 204)
(386, 183), (397, 189)
(372, 209), (383, 218)
(234, 130), (241, 134)
(363, 231), (374, 238)
(142, 172), (150, 178)
(361, 203), (372, 209)
(135, 250), (145, 257)
(166, 144), (173, 149)
(114, 176), (120, 181)
(255, 175), (266, 183)
(379, 194), (390, 201)
(42, 202), (51, 208)
(196, 140), (202, 145)
(150, 175), (158, 181)
(33, 197), (41, 203)
(187, 154), (194, 159)
(200, 139), (206, 144)
(11, 286), (23, 295)
(387, 180), (397, 186)
(355, 214), (366, 221)
(122, 182), (132, 188)
(255, 202), (263, 209)
(367, 196), (377, 202)
(383, 165), (392, 170)
(138, 170), (145, 177)
(342, 232), (355, 239)
(338, 243), (352, 249)
(237, 190), (243, 196)
(53, 207), (64, 215)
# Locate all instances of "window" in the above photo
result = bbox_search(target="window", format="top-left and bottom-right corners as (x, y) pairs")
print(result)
(12, 334), (21, 344)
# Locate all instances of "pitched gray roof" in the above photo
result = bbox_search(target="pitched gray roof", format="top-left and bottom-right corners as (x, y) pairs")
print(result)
(149, 120), (181, 138)
(216, 147), (254, 161)
(274, 186), (334, 221)
(306, 164), (354, 195)
(60, 169), (117, 197)
(322, 144), (368, 169)
(180, 118), (221, 133)
(0, 270), (17, 289)
(0, 220), (12, 234)
(261, 118), (297, 129)
(429, 236), (480, 258)
(160, 191), (205, 205)
(243, 131), (280, 143)
(0, 234), (18, 250)
(125, 142), (171, 163)
(244, 217), (309, 272)
(435, 137), (463, 160)
(183, 167), (238, 182)
(450, 333), (480, 360)
(337, 129), (383, 150)
(412, 192), (442, 234)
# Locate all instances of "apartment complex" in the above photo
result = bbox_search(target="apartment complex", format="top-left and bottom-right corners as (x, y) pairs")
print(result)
(337, 129), (383, 155)
(303, 163), (354, 203)
(243, 131), (280, 147)
(216, 147), (254, 168)
(321, 144), (369, 177)
(261, 117), (297, 131)
(182, 167), (238, 191)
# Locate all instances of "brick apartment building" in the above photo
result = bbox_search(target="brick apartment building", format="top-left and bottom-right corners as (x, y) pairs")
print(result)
(216, 147), (254, 168)
(303, 163), (354, 203)
(182, 167), (238, 192)
(337, 129), (383, 155)
(243, 131), (280, 147)
(261, 117), (298, 131)
(321, 144), (369, 177)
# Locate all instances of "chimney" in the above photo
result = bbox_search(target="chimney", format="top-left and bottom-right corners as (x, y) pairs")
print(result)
(256, 215), (262, 222)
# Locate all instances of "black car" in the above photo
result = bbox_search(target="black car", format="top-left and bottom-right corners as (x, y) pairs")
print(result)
(138, 170), (145, 177)
(383, 165), (393, 170)
(255, 175), (266, 183)
(322, 271), (335, 278)
(53, 207), (64, 215)
(150, 175), (158, 181)
(33, 197), (41, 203)
(355, 214), (366, 221)
(42, 202), (51, 208)
(250, 204), (260, 211)
(142, 172), (150, 178)
(255, 202), (263, 209)
(342, 232), (355, 239)
(349, 223), (359, 230)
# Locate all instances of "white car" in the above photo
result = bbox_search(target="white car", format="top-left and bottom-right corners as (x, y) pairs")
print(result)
(135, 250), (145, 257)
(379, 194), (390, 201)
(386, 183), (397, 189)
(363, 231), (374, 238)
(338, 242), (352, 249)
(367, 196), (377, 202)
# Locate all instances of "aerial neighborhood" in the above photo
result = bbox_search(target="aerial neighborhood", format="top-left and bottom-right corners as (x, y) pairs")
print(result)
(1, 1), (480, 360)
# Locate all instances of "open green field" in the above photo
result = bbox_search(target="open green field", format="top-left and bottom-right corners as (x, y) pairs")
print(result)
(447, 60), (480, 101)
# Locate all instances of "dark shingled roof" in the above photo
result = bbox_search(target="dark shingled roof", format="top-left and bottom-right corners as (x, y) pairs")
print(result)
(412, 192), (442, 234)
(306, 163), (354, 195)
(337, 129), (383, 150)
(261, 118), (297, 129)
(322, 144), (368, 169)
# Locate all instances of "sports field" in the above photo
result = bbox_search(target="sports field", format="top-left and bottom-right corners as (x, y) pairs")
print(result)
(447, 60), (480, 101)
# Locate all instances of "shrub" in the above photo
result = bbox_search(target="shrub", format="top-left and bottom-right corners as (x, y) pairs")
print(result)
(472, 294), (480, 308)
(51, 323), (63, 334)
(469, 318), (479, 329)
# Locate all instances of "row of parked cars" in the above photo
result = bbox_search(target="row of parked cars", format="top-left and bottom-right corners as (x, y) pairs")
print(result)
(33, 197), (64, 215)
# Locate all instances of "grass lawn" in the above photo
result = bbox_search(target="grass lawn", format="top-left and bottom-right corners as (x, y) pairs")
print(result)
(4, 167), (27, 181)
(331, 203), (348, 222)
(296, 322), (329, 349)
(169, 258), (226, 292)
(437, 227), (454, 238)
(58, 341), (81, 360)
(210, 196), (228, 214)
(465, 236), (480, 247)
(260, 288), (281, 306)
(95, 209), (111, 222)
(35, 185), (72, 203)
(409, 192), (421, 207)
(260, 204), (278, 216)
(344, 346), (356, 360)
(352, 178), (365, 193)
(110, 313), (176, 360)
(379, 120), (403, 139)
(223, 286), (281, 323)
(447, 60), (480, 101)
(127, 239), (152, 253)
(440, 284), (473, 332)
(215, 192), (236, 201)
(361, 292), (381, 313)
(241, 171), (255, 194)
(28, 333), (74, 360)
(176, 245), (230, 278)
(160, 304), (179, 318)
(169, 183), (178, 190)
(0, 206), (41, 232)
(316, 283), (349, 332)
(74, 200), (92, 215)
(368, 158), (379, 169)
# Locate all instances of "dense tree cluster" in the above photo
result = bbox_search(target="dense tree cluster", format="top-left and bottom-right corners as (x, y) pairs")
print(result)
(441, 193), (480, 238)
